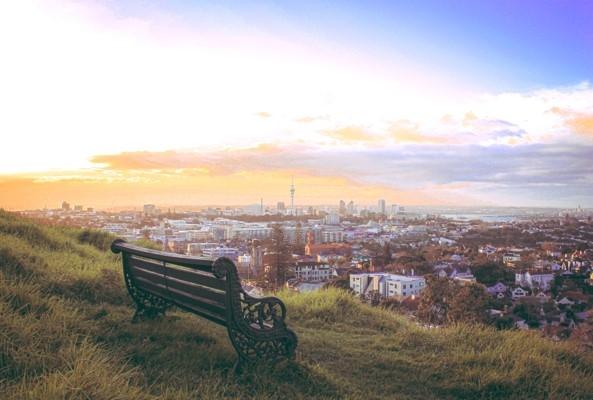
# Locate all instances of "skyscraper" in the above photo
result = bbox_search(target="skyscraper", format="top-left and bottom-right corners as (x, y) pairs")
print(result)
(290, 177), (295, 216)
(339, 200), (346, 215)
(390, 204), (400, 216)
(347, 200), (355, 215)
(277, 201), (286, 213)
(378, 199), (386, 215)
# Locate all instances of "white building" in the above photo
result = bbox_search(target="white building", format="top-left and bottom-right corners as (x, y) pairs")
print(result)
(202, 246), (239, 259)
(390, 204), (400, 216)
(503, 253), (521, 266)
(515, 272), (554, 291)
(512, 287), (528, 300)
(487, 282), (507, 296)
(143, 204), (157, 216)
(378, 199), (386, 215)
(230, 224), (272, 240)
(322, 228), (344, 243)
(479, 245), (497, 255)
(294, 262), (334, 282)
(237, 254), (252, 269)
(350, 273), (426, 299)
(182, 228), (212, 241)
(324, 213), (340, 225)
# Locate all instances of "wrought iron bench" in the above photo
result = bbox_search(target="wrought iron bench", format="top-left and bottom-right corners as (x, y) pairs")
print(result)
(111, 239), (297, 367)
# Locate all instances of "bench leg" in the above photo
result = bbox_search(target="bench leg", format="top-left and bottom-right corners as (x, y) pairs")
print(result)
(124, 268), (171, 323)
(232, 358), (245, 375)
(131, 304), (167, 323)
(227, 327), (297, 366)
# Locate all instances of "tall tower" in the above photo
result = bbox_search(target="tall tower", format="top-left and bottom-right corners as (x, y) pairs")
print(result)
(290, 177), (295, 216)
(378, 199), (386, 215)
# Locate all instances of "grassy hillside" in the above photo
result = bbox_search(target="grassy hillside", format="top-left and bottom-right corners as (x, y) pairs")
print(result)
(1, 210), (593, 399)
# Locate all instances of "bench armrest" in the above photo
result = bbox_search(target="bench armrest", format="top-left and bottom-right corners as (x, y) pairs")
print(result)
(240, 292), (288, 331)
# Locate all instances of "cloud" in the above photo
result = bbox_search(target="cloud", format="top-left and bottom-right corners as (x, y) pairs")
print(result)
(295, 115), (327, 123)
(550, 107), (593, 138)
(91, 144), (291, 173)
(255, 111), (272, 118)
(83, 139), (593, 208)
(388, 121), (452, 144)
(321, 126), (380, 143)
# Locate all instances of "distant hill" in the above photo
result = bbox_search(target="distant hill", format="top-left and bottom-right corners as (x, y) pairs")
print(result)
(1, 210), (593, 399)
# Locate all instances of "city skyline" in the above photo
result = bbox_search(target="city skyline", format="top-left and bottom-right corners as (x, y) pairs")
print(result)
(1, 1), (593, 209)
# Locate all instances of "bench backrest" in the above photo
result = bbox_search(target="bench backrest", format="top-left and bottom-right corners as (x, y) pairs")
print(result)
(111, 240), (230, 325)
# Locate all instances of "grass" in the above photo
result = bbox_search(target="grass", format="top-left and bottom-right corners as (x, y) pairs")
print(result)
(1, 209), (593, 399)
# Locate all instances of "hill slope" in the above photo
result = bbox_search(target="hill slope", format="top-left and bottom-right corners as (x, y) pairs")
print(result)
(1, 210), (593, 399)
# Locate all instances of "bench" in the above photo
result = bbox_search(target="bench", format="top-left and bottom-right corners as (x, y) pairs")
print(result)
(110, 239), (297, 367)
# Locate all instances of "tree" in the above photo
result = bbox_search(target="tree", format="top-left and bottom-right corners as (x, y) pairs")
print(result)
(270, 224), (291, 290)
(417, 276), (457, 325)
(471, 262), (513, 286)
(293, 222), (304, 255)
(419, 277), (495, 326)
(448, 283), (491, 324)
(383, 242), (393, 265)
(323, 276), (351, 291)
(494, 316), (515, 330)
(513, 301), (541, 328)
(551, 275), (564, 297)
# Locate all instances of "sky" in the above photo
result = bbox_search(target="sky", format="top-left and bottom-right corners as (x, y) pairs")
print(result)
(1, 0), (592, 210)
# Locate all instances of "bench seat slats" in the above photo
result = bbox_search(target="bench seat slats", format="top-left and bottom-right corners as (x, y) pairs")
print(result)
(166, 283), (226, 315)
(164, 264), (226, 290)
(165, 275), (226, 304)
(132, 273), (227, 324)
(127, 255), (228, 318)
(130, 265), (166, 282)
(173, 299), (227, 326)
(134, 275), (169, 297)
(129, 257), (165, 275)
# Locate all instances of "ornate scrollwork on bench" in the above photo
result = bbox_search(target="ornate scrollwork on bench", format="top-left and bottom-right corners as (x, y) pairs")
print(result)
(123, 257), (172, 322)
(241, 295), (286, 330)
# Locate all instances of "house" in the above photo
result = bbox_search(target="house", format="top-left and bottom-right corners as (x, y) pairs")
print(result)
(436, 268), (475, 283)
(546, 249), (562, 258)
(557, 297), (575, 306)
(503, 253), (521, 266)
(450, 254), (464, 263)
(435, 237), (456, 246)
(512, 287), (528, 300)
(350, 273), (426, 299)
(516, 320), (529, 330)
(451, 272), (476, 284)
(535, 292), (551, 302)
(550, 263), (562, 272)
(242, 283), (264, 297)
(305, 243), (352, 258)
(293, 262), (335, 282)
(489, 309), (504, 317)
(479, 245), (497, 256)
(487, 282), (507, 296)
(515, 272), (554, 291)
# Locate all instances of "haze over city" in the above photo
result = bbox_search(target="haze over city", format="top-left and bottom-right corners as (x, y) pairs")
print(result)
(1, 1), (592, 210)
